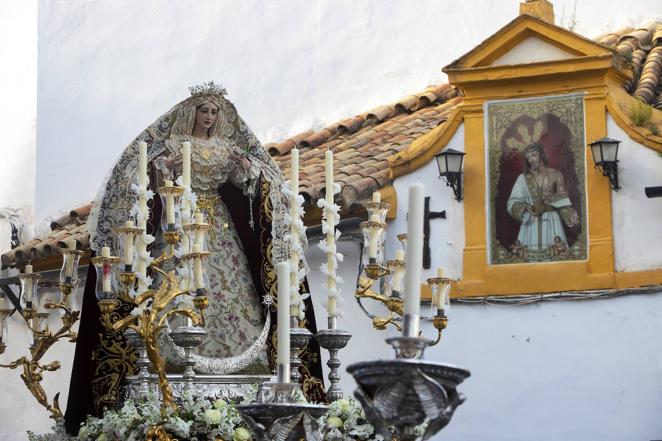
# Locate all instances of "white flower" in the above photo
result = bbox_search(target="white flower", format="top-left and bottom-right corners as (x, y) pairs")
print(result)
(204, 408), (222, 425)
(232, 427), (251, 441)
(326, 416), (343, 429)
(213, 399), (228, 410)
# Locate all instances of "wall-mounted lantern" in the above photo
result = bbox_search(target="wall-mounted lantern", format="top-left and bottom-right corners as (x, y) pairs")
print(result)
(435, 148), (465, 202)
(588, 137), (621, 190)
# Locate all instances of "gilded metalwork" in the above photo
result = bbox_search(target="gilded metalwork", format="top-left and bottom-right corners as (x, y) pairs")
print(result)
(99, 263), (208, 412)
(0, 298), (79, 421)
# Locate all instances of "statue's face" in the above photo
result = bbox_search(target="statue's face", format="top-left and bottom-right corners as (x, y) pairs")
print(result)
(524, 149), (542, 171)
(195, 102), (219, 132)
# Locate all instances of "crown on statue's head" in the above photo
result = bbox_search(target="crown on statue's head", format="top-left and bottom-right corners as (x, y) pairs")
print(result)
(189, 81), (227, 97)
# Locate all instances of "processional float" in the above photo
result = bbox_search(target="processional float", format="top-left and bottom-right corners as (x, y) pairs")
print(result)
(1, 125), (469, 441)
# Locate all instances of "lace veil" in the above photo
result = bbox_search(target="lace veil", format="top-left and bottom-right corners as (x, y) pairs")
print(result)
(87, 82), (290, 263)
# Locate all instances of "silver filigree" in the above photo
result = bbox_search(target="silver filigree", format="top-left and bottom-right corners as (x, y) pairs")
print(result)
(314, 329), (351, 401)
(239, 403), (327, 441)
(164, 311), (270, 374)
(347, 359), (470, 441)
(189, 81), (227, 97)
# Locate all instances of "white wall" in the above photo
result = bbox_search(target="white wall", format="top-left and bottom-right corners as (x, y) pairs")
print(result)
(490, 36), (575, 66)
(388, 124), (465, 280)
(609, 113), (662, 272)
(0, 0), (37, 250)
(35, 0), (661, 220)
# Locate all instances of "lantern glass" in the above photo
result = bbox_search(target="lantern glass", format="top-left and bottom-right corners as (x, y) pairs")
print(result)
(360, 222), (385, 267)
(94, 259), (118, 301)
(119, 232), (136, 272)
(19, 274), (38, 310)
(435, 148), (465, 175)
(0, 314), (7, 343)
(590, 137), (620, 164)
(59, 250), (82, 285)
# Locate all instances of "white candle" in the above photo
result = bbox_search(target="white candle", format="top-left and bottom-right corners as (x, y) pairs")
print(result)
(182, 142), (191, 188)
(23, 264), (34, 305)
(164, 180), (175, 226)
(368, 214), (381, 260)
(403, 183), (424, 336)
(372, 191), (381, 203)
(194, 211), (205, 249)
(325, 150), (337, 317)
(276, 261), (291, 372)
(122, 221), (135, 268)
(289, 148), (300, 318)
(138, 141), (148, 188)
(192, 244), (204, 290)
(64, 239), (76, 277)
(101, 246), (112, 292)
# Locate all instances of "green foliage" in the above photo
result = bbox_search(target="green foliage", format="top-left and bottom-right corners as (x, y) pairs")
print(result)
(629, 99), (653, 127)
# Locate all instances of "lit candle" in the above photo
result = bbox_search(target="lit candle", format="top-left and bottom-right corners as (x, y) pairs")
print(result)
(276, 261), (290, 381)
(325, 150), (337, 317)
(289, 148), (300, 318)
(138, 141), (148, 188)
(64, 239), (76, 278)
(182, 142), (191, 188)
(368, 213), (381, 260)
(23, 264), (34, 306)
(164, 180), (175, 227)
(192, 244), (204, 290)
(372, 191), (381, 203)
(101, 246), (112, 293)
(403, 183), (424, 337)
(122, 221), (135, 269)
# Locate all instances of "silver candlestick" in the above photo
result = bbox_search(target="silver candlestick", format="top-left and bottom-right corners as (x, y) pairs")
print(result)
(315, 317), (351, 401)
(124, 328), (152, 400)
(346, 336), (470, 441)
(290, 317), (312, 386)
(169, 324), (206, 387)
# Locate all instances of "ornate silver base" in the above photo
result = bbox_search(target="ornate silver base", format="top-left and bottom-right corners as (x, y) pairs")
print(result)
(347, 359), (470, 441)
(169, 325), (206, 386)
(239, 402), (327, 441)
(314, 329), (351, 402)
(121, 374), (274, 404)
(123, 328), (151, 400)
(290, 324), (313, 386)
(385, 336), (431, 359)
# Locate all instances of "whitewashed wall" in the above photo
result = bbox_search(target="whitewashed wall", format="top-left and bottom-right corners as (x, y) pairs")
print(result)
(0, 0), (37, 249)
(35, 0), (661, 219)
(609, 113), (662, 272)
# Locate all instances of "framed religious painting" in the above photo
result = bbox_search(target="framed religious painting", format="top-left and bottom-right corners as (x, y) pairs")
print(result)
(486, 93), (588, 264)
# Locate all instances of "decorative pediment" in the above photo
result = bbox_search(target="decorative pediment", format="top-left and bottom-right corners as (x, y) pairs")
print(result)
(444, 14), (614, 71)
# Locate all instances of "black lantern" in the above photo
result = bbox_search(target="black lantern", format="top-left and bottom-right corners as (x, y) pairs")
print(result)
(589, 137), (620, 190)
(435, 148), (465, 201)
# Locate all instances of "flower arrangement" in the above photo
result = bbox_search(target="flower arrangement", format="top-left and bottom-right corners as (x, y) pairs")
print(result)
(318, 398), (383, 441)
(29, 393), (249, 441)
(29, 395), (388, 441)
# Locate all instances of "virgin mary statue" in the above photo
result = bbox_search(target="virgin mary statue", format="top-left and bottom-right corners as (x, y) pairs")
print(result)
(65, 82), (326, 433)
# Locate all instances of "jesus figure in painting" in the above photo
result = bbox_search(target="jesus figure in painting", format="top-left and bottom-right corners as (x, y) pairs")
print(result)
(506, 142), (579, 258)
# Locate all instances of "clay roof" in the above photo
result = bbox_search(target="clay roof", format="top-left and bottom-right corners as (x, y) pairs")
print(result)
(1, 203), (91, 270)
(595, 21), (662, 108)
(268, 84), (462, 208)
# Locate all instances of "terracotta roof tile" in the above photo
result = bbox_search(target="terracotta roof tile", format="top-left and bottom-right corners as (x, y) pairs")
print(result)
(1, 203), (92, 269)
